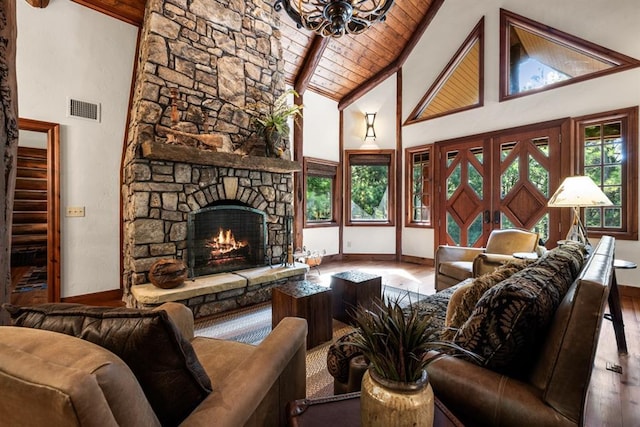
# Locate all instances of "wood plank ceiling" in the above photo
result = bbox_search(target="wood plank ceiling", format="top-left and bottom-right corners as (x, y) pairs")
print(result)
(71, 0), (443, 108)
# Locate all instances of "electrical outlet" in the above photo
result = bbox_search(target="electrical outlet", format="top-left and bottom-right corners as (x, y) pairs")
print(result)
(66, 206), (85, 217)
(347, 241), (352, 248)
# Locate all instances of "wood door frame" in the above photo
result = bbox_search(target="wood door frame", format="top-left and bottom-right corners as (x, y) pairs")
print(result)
(17, 118), (60, 302)
(434, 117), (572, 252)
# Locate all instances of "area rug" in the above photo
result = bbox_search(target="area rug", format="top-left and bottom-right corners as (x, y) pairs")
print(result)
(194, 285), (426, 398)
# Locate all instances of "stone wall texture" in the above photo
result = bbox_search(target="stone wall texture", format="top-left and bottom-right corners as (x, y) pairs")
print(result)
(122, 0), (289, 305)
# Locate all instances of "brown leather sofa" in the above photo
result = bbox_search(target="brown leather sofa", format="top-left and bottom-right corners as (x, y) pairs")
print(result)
(329, 236), (616, 427)
(0, 302), (307, 427)
(435, 228), (539, 291)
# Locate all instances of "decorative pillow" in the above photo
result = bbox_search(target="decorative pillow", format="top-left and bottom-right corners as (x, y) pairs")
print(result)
(452, 243), (585, 375)
(442, 260), (528, 340)
(442, 280), (474, 338)
(3, 303), (212, 426)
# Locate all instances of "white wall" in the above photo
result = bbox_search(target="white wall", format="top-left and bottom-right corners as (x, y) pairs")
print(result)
(343, 76), (398, 254)
(301, 90), (341, 255)
(399, 0), (640, 285)
(17, 1), (137, 297)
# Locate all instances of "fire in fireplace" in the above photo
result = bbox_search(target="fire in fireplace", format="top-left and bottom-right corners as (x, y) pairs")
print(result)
(187, 204), (267, 277)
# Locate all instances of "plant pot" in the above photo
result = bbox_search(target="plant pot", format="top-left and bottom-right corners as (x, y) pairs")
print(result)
(264, 127), (283, 158)
(361, 369), (434, 427)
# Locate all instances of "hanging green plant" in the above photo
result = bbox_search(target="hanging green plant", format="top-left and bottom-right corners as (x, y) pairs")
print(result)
(245, 89), (303, 158)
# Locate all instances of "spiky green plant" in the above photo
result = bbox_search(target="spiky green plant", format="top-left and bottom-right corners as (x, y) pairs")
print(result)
(348, 295), (482, 383)
(251, 89), (303, 138)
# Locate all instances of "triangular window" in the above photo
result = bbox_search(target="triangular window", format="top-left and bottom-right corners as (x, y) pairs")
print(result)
(500, 9), (640, 100)
(405, 18), (484, 125)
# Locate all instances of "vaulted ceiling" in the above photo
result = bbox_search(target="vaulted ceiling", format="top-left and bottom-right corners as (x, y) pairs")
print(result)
(71, 0), (444, 109)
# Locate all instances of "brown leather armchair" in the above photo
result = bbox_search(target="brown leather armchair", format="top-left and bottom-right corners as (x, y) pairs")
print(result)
(435, 228), (539, 291)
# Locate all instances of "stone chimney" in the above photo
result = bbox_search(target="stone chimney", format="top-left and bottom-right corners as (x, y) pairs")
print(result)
(121, 0), (297, 307)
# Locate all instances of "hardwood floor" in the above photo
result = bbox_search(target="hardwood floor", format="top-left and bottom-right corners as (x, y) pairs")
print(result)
(312, 259), (639, 427)
(9, 265), (48, 306)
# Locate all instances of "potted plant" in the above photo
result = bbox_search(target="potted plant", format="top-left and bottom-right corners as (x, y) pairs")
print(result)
(249, 89), (303, 158)
(347, 296), (481, 427)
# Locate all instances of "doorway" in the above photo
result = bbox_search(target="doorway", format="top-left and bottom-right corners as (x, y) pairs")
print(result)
(435, 119), (571, 248)
(10, 118), (60, 305)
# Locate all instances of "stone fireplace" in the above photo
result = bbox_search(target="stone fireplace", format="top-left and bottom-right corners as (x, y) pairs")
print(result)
(121, 0), (305, 316)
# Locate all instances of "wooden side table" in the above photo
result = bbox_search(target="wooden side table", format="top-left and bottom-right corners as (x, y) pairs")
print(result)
(330, 271), (382, 325)
(606, 259), (636, 354)
(287, 392), (464, 427)
(272, 280), (333, 349)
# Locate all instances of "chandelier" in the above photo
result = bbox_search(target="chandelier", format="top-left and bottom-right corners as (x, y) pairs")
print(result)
(274, 0), (395, 38)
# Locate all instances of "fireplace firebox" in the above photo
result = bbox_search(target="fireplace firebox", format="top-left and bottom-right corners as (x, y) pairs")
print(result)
(187, 204), (267, 277)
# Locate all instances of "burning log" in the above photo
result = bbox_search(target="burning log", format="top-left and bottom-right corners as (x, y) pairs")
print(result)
(148, 259), (187, 289)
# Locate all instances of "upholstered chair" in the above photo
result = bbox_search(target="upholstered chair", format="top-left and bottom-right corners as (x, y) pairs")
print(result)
(434, 228), (539, 291)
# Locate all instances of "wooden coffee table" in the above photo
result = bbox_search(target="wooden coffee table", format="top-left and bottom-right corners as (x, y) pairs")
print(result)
(272, 280), (333, 349)
(287, 392), (464, 427)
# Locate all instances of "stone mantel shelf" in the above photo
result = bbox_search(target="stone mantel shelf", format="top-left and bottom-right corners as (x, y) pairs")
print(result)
(141, 141), (302, 173)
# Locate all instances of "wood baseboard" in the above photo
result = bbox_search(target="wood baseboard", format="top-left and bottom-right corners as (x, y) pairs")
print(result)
(619, 284), (640, 298)
(400, 255), (434, 266)
(320, 254), (342, 264)
(341, 253), (397, 262)
(61, 289), (124, 307)
(316, 254), (435, 266)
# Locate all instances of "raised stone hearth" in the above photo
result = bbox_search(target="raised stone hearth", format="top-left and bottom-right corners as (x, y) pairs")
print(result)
(132, 263), (308, 319)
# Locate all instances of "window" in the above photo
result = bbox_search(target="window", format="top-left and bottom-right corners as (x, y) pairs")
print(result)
(405, 145), (433, 227)
(345, 150), (395, 226)
(405, 18), (484, 124)
(303, 157), (340, 227)
(577, 107), (638, 240)
(500, 9), (640, 101)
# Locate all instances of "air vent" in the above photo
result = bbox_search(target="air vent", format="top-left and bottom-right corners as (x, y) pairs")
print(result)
(67, 98), (101, 122)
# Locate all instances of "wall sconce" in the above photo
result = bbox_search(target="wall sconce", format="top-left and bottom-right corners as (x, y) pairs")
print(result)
(364, 112), (376, 141)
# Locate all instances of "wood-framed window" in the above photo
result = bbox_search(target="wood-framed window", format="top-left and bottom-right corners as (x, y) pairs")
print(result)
(303, 157), (340, 228)
(405, 18), (484, 125)
(405, 145), (433, 227)
(576, 106), (638, 240)
(345, 150), (395, 226)
(499, 9), (640, 101)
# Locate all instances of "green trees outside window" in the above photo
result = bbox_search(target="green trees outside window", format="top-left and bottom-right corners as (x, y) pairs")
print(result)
(346, 150), (395, 226)
(303, 157), (340, 228)
(406, 148), (432, 227)
(306, 176), (332, 221)
(350, 164), (389, 220)
(583, 121), (623, 229)
(576, 107), (638, 240)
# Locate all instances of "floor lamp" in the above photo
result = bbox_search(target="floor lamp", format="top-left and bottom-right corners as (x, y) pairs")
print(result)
(548, 176), (613, 247)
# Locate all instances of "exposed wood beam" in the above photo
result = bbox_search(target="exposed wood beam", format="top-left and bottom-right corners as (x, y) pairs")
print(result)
(338, 0), (445, 110)
(294, 35), (330, 95)
(1, 0), (19, 325)
(71, 0), (144, 26)
(293, 93), (304, 251)
(339, 110), (344, 256)
(395, 68), (402, 261)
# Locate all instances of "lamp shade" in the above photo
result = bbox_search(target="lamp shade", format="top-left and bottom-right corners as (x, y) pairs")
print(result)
(547, 176), (613, 207)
